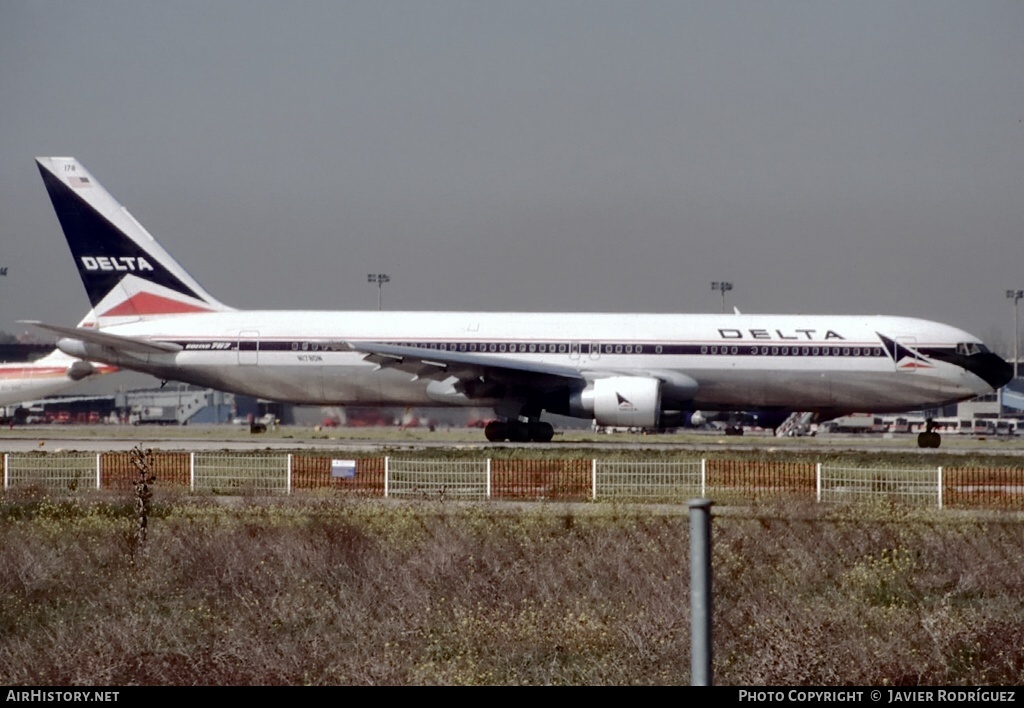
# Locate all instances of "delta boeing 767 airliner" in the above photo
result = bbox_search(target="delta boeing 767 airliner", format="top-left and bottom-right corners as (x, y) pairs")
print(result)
(28, 157), (1013, 447)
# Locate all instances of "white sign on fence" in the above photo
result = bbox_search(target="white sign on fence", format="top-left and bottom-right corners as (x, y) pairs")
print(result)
(331, 459), (357, 479)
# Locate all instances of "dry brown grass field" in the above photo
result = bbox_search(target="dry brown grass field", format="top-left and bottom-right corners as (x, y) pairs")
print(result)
(0, 489), (1022, 685)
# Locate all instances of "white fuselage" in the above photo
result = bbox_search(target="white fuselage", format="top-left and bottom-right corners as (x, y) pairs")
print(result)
(59, 311), (996, 414)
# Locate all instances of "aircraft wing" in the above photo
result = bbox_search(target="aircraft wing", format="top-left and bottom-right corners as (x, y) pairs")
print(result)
(345, 341), (584, 392)
(346, 342), (701, 413)
(20, 321), (184, 355)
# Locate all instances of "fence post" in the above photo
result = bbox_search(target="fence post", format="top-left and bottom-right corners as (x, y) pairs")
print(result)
(591, 459), (597, 501)
(190, 452), (195, 492)
(937, 466), (943, 511)
(287, 454), (293, 495)
(816, 462), (822, 503)
(486, 458), (491, 498)
(384, 456), (390, 498)
(689, 498), (714, 686)
(701, 458), (707, 497)
(96, 453), (102, 490)
(3, 453), (7, 490)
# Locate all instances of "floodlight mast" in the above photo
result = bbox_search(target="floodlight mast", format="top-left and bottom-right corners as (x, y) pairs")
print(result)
(368, 273), (390, 311)
(711, 281), (733, 314)
(1008, 289), (1023, 380)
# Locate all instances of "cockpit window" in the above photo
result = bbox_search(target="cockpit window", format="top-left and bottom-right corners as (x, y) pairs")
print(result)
(955, 342), (986, 356)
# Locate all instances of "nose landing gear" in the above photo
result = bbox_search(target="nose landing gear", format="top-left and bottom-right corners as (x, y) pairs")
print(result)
(917, 418), (941, 449)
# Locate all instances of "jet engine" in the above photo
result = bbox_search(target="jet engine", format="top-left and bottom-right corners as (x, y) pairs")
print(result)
(65, 359), (97, 381)
(570, 376), (662, 428)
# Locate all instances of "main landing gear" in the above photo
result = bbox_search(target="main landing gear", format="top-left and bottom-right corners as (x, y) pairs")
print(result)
(917, 418), (941, 449)
(484, 420), (555, 443)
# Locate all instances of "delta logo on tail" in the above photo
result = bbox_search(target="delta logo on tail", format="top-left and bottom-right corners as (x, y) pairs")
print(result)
(877, 333), (934, 371)
(36, 158), (229, 324)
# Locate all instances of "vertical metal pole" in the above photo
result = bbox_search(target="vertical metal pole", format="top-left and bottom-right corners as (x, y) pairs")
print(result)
(486, 458), (491, 498)
(287, 454), (293, 495)
(689, 498), (713, 686)
(1015, 298), (1020, 380)
(937, 466), (943, 511)
(1009, 290), (1022, 380)
(3, 453), (8, 490)
(816, 462), (822, 503)
(700, 458), (707, 497)
(96, 453), (102, 490)
(591, 459), (597, 500)
(384, 456), (390, 498)
(190, 452), (195, 492)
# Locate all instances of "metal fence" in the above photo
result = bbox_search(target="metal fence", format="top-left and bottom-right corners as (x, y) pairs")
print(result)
(492, 458), (592, 500)
(818, 464), (943, 508)
(3, 453), (101, 494)
(709, 459), (816, 499)
(595, 459), (705, 501)
(3, 452), (1024, 510)
(193, 453), (292, 495)
(101, 452), (191, 491)
(386, 458), (490, 500)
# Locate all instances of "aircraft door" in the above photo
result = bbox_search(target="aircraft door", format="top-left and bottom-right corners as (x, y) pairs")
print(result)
(895, 337), (919, 373)
(238, 331), (259, 365)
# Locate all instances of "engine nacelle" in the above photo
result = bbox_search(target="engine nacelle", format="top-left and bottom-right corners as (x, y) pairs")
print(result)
(65, 360), (97, 381)
(425, 377), (471, 405)
(571, 376), (661, 428)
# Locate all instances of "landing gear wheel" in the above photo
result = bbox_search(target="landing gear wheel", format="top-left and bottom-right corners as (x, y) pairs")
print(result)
(917, 419), (942, 448)
(506, 422), (531, 443)
(483, 420), (555, 443)
(484, 420), (507, 442)
(529, 422), (555, 443)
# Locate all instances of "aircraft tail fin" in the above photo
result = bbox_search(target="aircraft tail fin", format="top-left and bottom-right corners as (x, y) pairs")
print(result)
(36, 157), (233, 328)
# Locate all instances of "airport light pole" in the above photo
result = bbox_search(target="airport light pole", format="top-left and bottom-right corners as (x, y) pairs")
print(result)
(368, 273), (390, 311)
(1, 267), (6, 324)
(1009, 289), (1023, 380)
(711, 281), (733, 314)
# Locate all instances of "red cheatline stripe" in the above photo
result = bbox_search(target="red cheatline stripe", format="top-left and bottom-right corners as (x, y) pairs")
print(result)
(0, 367), (66, 378)
(0, 364), (117, 379)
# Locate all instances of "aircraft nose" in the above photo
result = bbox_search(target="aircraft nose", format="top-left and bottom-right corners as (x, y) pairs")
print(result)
(969, 352), (1015, 390)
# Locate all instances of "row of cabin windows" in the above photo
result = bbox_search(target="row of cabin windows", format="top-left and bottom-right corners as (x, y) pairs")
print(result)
(701, 345), (884, 357)
(287, 340), (886, 357)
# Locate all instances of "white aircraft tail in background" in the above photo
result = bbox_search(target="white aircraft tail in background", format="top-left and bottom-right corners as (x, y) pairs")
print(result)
(1, 310), (117, 407)
(29, 157), (1014, 448)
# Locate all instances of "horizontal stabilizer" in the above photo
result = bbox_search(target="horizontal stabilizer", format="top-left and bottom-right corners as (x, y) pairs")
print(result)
(20, 321), (183, 354)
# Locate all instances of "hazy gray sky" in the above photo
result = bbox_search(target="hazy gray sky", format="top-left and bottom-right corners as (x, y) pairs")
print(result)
(2, 1), (1023, 352)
